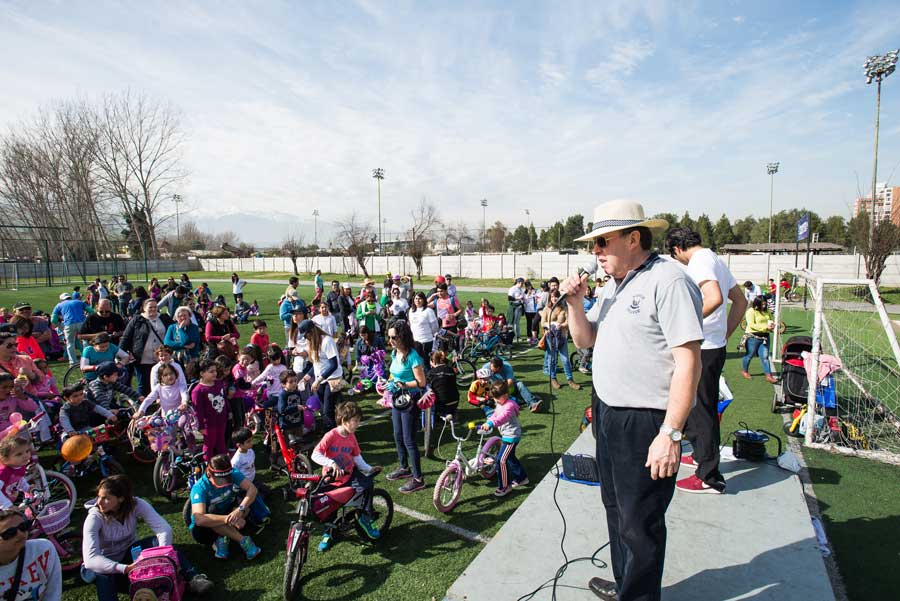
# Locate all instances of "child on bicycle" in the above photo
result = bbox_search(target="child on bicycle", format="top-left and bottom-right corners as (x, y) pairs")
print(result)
(479, 381), (527, 496)
(59, 383), (117, 436)
(134, 363), (190, 418)
(0, 373), (38, 437)
(427, 351), (458, 422)
(252, 345), (287, 398)
(264, 370), (310, 433)
(311, 401), (382, 551)
(149, 345), (187, 394)
(0, 436), (32, 508)
(87, 362), (142, 412)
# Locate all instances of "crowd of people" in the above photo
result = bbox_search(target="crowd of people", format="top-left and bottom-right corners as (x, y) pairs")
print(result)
(0, 201), (787, 600)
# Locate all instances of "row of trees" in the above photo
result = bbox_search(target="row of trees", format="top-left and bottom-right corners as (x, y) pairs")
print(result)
(0, 93), (184, 261)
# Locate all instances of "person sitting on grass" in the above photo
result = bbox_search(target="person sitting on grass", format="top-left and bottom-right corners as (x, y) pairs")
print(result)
(189, 454), (264, 561)
(468, 368), (495, 418)
(83, 474), (213, 600)
(481, 356), (542, 413)
(479, 381), (528, 496)
(86, 362), (142, 412)
(311, 401), (382, 551)
(59, 383), (117, 436)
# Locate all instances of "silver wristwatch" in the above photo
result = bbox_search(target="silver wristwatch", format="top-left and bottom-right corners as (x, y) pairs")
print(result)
(660, 424), (683, 442)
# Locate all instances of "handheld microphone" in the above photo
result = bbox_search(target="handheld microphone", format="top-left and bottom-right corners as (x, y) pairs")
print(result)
(552, 262), (599, 309)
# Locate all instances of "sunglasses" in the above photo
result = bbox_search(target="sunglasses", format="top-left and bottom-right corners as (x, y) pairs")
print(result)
(593, 234), (618, 249)
(0, 520), (31, 540)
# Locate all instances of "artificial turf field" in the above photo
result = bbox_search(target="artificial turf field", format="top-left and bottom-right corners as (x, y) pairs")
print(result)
(0, 280), (897, 601)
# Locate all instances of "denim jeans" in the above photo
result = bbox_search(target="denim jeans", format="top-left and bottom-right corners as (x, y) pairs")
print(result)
(514, 381), (539, 410)
(63, 321), (83, 365)
(742, 336), (771, 374)
(94, 535), (197, 601)
(594, 399), (675, 601)
(543, 339), (573, 381)
(391, 406), (422, 479)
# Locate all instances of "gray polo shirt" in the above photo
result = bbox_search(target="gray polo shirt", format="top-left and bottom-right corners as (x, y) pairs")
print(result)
(587, 253), (703, 411)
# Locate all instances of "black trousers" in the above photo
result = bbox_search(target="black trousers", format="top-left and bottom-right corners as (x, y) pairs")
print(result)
(594, 396), (675, 601)
(683, 347), (726, 490)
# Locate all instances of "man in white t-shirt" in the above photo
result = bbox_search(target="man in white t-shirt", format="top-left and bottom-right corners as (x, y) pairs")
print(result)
(743, 280), (762, 303)
(667, 228), (747, 495)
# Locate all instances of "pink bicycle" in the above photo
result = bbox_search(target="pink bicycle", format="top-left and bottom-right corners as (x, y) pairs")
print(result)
(432, 415), (501, 513)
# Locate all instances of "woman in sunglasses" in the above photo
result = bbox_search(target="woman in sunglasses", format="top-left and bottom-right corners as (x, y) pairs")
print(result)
(0, 332), (41, 395)
(0, 508), (61, 600)
(82, 475), (213, 600)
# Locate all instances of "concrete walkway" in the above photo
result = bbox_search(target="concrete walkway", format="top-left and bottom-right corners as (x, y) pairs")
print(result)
(444, 429), (835, 601)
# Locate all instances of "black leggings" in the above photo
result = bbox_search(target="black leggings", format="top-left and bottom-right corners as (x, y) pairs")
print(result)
(317, 382), (340, 431)
(524, 312), (537, 339)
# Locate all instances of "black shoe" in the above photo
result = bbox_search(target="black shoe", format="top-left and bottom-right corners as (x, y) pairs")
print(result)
(588, 577), (618, 600)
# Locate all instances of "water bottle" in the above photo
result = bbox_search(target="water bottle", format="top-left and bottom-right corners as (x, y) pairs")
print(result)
(130, 545), (142, 561)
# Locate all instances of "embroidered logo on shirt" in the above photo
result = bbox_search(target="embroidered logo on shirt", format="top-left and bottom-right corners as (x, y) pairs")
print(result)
(627, 294), (645, 314)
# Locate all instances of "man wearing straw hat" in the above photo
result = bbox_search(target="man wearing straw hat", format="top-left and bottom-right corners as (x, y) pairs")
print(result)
(565, 199), (703, 601)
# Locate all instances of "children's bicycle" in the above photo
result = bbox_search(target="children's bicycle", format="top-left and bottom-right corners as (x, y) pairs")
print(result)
(283, 471), (394, 601)
(432, 415), (502, 513)
(433, 330), (477, 390)
(22, 459), (81, 572)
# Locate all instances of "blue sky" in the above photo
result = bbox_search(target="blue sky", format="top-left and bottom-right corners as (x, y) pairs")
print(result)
(1, 0), (899, 243)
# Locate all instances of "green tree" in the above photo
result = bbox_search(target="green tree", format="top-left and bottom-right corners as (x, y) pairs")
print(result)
(509, 225), (530, 252)
(732, 217), (757, 244)
(712, 214), (734, 250)
(651, 213), (679, 251)
(539, 222), (564, 250)
(679, 211), (695, 231)
(822, 215), (849, 247)
(749, 218), (770, 243)
(562, 214), (585, 249)
(695, 214), (715, 249)
(528, 224), (539, 253)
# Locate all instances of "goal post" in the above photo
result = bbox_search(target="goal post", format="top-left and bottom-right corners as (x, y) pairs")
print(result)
(774, 268), (900, 465)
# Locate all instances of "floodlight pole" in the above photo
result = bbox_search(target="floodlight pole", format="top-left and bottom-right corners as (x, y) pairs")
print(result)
(312, 209), (319, 249)
(480, 199), (488, 252)
(173, 194), (183, 247)
(525, 209), (532, 254)
(765, 163), (779, 282)
(373, 168), (385, 254)
(864, 50), (899, 249)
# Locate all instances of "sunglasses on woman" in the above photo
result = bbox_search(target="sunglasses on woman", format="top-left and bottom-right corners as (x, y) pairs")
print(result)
(0, 520), (31, 540)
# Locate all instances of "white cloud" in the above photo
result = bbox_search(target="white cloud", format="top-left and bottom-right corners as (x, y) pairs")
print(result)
(584, 40), (655, 85)
(733, 15), (746, 24)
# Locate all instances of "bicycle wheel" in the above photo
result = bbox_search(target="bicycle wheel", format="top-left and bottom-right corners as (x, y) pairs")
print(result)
(779, 321), (787, 334)
(495, 344), (512, 361)
(130, 431), (157, 465)
(54, 530), (83, 572)
(292, 453), (313, 476)
(478, 436), (503, 479)
(63, 364), (84, 387)
(453, 358), (476, 390)
(41, 470), (77, 514)
(355, 489), (393, 540)
(432, 463), (463, 513)
(103, 456), (125, 476)
(248, 412), (264, 436)
(153, 449), (179, 499)
(283, 522), (309, 601)
(786, 291), (801, 302)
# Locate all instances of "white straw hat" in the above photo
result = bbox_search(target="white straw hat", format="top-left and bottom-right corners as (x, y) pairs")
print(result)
(575, 200), (669, 242)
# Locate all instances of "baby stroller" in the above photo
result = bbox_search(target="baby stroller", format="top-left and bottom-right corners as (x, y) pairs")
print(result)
(772, 335), (811, 412)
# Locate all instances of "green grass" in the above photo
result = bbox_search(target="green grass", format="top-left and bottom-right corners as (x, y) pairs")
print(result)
(1, 284), (898, 600)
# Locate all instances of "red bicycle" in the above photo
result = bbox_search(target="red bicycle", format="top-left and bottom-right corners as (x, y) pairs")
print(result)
(283, 472), (393, 600)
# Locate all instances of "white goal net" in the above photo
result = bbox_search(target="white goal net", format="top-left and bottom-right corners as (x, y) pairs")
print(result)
(773, 269), (900, 464)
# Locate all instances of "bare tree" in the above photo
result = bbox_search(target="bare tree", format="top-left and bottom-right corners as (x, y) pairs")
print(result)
(865, 220), (900, 285)
(407, 198), (440, 279)
(334, 214), (373, 277)
(0, 101), (116, 262)
(281, 233), (306, 275)
(444, 219), (471, 253)
(93, 91), (186, 258)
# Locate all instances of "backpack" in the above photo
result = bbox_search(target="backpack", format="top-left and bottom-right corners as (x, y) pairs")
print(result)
(128, 546), (184, 601)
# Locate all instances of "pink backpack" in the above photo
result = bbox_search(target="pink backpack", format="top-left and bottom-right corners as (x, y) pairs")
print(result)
(128, 546), (184, 601)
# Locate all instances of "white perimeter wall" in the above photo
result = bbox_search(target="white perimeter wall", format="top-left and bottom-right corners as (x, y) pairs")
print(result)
(199, 253), (900, 286)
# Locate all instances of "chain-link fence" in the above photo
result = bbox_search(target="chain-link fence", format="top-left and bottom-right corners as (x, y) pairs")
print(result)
(0, 258), (199, 289)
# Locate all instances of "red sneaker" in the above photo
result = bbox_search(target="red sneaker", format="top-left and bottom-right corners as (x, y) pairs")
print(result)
(680, 454), (696, 467)
(676, 474), (723, 494)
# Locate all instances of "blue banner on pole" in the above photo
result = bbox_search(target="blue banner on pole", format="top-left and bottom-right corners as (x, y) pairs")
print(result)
(797, 214), (809, 242)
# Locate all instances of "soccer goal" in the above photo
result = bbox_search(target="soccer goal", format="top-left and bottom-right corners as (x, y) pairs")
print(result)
(772, 268), (900, 465)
